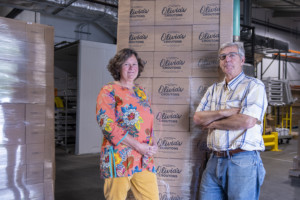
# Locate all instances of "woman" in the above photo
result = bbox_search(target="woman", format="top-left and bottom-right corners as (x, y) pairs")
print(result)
(96, 48), (159, 200)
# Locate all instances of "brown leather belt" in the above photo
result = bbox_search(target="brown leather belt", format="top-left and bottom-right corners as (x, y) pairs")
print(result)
(213, 148), (246, 157)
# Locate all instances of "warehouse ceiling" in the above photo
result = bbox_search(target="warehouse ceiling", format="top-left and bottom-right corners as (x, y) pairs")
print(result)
(0, 0), (118, 38)
(253, 0), (300, 19)
(0, 0), (300, 41)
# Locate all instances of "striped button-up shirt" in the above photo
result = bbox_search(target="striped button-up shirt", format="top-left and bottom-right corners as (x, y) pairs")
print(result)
(196, 72), (268, 151)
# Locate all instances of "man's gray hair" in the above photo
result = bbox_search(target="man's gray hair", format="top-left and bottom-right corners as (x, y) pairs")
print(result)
(218, 42), (245, 58)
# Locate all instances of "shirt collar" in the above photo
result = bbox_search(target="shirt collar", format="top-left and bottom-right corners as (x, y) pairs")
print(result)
(223, 71), (245, 91)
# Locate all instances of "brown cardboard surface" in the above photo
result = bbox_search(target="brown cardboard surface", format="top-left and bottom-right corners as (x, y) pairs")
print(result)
(26, 163), (44, 185)
(191, 51), (219, 77)
(129, 26), (155, 51)
(117, 0), (130, 51)
(0, 123), (25, 145)
(190, 77), (218, 106)
(25, 104), (46, 123)
(26, 123), (45, 144)
(0, 104), (25, 125)
(155, 131), (191, 159)
(193, 0), (220, 25)
(158, 186), (197, 200)
(220, 0), (233, 45)
(192, 24), (219, 51)
(138, 51), (154, 77)
(0, 165), (26, 189)
(26, 23), (45, 44)
(152, 104), (189, 132)
(153, 51), (191, 77)
(130, 1), (155, 26)
(155, 158), (198, 187)
(155, 0), (193, 25)
(26, 143), (45, 164)
(0, 145), (26, 167)
(155, 25), (192, 52)
(152, 78), (190, 104)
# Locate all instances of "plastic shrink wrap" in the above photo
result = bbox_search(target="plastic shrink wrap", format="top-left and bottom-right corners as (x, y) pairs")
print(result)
(0, 17), (54, 199)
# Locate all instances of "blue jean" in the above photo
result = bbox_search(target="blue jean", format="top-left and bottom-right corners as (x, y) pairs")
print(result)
(199, 151), (265, 200)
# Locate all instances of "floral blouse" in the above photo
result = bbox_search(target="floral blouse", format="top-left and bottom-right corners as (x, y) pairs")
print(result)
(96, 82), (155, 179)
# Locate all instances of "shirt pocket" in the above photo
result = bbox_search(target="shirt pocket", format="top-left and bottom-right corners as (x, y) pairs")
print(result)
(226, 100), (241, 109)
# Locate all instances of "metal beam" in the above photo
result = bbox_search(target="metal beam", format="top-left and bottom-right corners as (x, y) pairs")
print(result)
(273, 11), (300, 17)
(5, 8), (23, 18)
(84, 0), (118, 8)
(52, 0), (78, 15)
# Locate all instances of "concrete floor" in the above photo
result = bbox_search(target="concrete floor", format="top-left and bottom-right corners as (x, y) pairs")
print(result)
(55, 138), (300, 200)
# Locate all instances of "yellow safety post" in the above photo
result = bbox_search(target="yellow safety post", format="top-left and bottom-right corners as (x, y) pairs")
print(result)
(263, 132), (281, 151)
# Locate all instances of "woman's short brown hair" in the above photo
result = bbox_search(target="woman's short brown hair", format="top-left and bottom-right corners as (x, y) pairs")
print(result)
(107, 48), (145, 81)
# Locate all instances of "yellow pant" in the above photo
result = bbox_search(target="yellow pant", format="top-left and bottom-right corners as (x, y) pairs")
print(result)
(104, 170), (159, 200)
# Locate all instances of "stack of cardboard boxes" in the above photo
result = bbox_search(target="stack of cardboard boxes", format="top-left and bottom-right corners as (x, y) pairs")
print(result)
(118, 0), (233, 199)
(0, 17), (54, 199)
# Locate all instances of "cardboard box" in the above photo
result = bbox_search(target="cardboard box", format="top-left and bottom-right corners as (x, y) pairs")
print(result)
(155, 131), (191, 159)
(152, 78), (190, 105)
(158, 186), (197, 200)
(194, 0), (220, 25)
(26, 104), (46, 123)
(129, 26), (154, 51)
(138, 51), (154, 77)
(1, 123), (25, 145)
(191, 51), (219, 77)
(26, 23), (45, 44)
(26, 183), (45, 199)
(155, 0), (193, 25)
(135, 77), (153, 100)
(26, 86), (46, 104)
(130, 1), (155, 26)
(153, 51), (191, 77)
(0, 104), (25, 125)
(155, 158), (199, 187)
(0, 145), (26, 167)
(220, 0), (233, 45)
(26, 143), (44, 164)
(155, 26), (192, 52)
(26, 163), (44, 185)
(190, 77), (218, 106)
(26, 123), (45, 144)
(0, 165), (26, 190)
(152, 104), (189, 132)
(0, 17), (27, 42)
(192, 25), (219, 51)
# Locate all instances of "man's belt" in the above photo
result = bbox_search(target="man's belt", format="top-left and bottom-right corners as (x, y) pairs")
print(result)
(213, 148), (246, 157)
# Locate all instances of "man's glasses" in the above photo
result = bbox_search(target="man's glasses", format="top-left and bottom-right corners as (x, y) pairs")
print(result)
(218, 52), (239, 60)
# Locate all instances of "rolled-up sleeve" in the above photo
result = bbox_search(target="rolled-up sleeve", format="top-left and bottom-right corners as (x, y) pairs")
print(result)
(96, 86), (127, 146)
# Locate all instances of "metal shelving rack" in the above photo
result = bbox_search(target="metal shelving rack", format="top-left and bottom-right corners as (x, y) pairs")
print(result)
(55, 74), (77, 153)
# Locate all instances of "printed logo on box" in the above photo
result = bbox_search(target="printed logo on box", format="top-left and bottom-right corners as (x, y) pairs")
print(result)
(130, 6), (150, 19)
(197, 56), (218, 69)
(129, 32), (148, 44)
(198, 31), (219, 44)
(199, 3), (220, 17)
(158, 83), (184, 97)
(157, 137), (183, 151)
(161, 4), (188, 18)
(161, 31), (186, 44)
(160, 56), (185, 70)
(156, 110), (182, 125)
(156, 164), (182, 178)
(197, 85), (210, 98)
(159, 192), (182, 200)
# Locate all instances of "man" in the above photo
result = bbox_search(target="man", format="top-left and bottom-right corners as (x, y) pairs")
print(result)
(194, 42), (268, 200)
